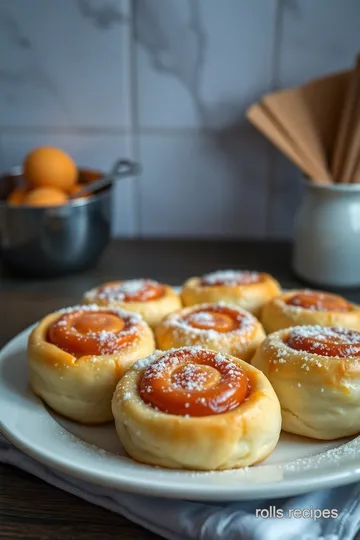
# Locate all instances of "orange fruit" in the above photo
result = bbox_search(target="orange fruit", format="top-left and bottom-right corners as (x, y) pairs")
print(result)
(7, 186), (28, 205)
(24, 187), (68, 207)
(23, 147), (77, 190)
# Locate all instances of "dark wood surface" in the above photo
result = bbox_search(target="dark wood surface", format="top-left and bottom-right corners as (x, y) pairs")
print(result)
(1, 239), (360, 540)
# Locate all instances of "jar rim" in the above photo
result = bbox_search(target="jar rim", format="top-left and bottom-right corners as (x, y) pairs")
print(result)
(302, 176), (360, 192)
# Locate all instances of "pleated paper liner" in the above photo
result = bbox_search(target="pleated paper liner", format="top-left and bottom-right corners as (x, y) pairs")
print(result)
(246, 67), (358, 184)
(332, 58), (360, 182)
(246, 102), (318, 179)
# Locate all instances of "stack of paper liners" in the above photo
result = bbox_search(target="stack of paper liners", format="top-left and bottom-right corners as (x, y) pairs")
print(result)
(246, 65), (360, 184)
(332, 57), (360, 183)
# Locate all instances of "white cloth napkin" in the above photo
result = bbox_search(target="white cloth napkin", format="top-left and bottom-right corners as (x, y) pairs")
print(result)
(1, 434), (360, 540)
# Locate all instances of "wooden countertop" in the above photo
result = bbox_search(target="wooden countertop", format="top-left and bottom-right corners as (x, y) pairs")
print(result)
(1, 239), (360, 539)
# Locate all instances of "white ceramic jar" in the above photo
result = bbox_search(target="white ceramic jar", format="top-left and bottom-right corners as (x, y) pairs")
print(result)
(293, 180), (360, 287)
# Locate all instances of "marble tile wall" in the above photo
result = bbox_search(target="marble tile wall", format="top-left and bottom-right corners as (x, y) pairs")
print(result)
(0, 0), (359, 238)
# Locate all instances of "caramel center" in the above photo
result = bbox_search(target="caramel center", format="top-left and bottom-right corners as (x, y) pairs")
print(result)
(171, 363), (221, 390)
(73, 312), (125, 334)
(186, 311), (235, 332)
(287, 292), (351, 312)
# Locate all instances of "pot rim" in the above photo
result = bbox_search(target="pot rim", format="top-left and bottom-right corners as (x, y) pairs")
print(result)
(0, 166), (111, 210)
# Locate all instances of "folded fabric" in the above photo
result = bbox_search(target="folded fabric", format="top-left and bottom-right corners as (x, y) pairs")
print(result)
(1, 434), (359, 540)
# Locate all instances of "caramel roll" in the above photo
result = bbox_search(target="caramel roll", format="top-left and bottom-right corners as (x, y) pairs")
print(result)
(181, 270), (281, 316)
(83, 279), (181, 328)
(261, 289), (360, 334)
(112, 347), (281, 470)
(252, 325), (360, 439)
(155, 303), (266, 362)
(27, 305), (155, 424)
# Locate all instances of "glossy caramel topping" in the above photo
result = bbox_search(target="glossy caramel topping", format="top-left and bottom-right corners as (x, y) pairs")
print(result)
(73, 312), (124, 334)
(139, 347), (249, 417)
(95, 279), (165, 303)
(287, 291), (351, 312)
(286, 326), (360, 358)
(183, 305), (246, 333)
(47, 309), (139, 356)
(172, 363), (221, 390)
(201, 270), (264, 287)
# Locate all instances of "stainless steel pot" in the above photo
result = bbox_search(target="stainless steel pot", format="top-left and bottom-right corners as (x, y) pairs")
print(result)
(0, 163), (131, 277)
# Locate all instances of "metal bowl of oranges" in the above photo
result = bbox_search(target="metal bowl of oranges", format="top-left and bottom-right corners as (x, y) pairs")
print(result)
(0, 147), (136, 277)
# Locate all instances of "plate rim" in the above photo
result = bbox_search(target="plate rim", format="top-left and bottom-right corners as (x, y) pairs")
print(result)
(1, 325), (360, 501)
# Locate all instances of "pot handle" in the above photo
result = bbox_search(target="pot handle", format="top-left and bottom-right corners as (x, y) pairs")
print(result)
(70, 159), (141, 199)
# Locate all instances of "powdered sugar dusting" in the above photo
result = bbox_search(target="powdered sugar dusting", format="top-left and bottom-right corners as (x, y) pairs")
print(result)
(285, 290), (351, 312)
(86, 330), (120, 354)
(201, 270), (260, 286)
(141, 347), (245, 396)
(172, 363), (211, 391)
(162, 303), (256, 346)
(189, 311), (215, 324)
(58, 304), (105, 313)
(283, 436), (360, 472)
(85, 279), (161, 302)
(289, 325), (360, 343)
(56, 304), (142, 323)
(276, 290), (352, 316)
(133, 350), (164, 370)
(290, 294), (328, 311)
(288, 326), (360, 357)
(264, 326), (360, 397)
(50, 305), (144, 355)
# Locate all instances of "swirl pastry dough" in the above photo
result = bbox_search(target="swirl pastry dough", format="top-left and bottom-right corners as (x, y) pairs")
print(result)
(112, 347), (281, 470)
(252, 325), (360, 439)
(155, 302), (265, 361)
(83, 279), (181, 328)
(261, 289), (360, 334)
(181, 270), (281, 316)
(28, 305), (155, 423)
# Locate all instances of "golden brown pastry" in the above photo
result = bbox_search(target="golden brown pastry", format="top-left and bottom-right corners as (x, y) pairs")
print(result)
(181, 270), (281, 316)
(155, 302), (265, 362)
(252, 325), (360, 440)
(112, 346), (281, 470)
(28, 305), (155, 424)
(261, 289), (360, 334)
(83, 279), (181, 328)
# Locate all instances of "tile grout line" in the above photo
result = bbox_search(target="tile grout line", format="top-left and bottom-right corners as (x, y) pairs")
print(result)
(128, 0), (142, 238)
(0, 126), (133, 135)
(270, 0), (284, 92)
(112, 0), (139, 238)
(264, 0), (284, 239)
(0, 126), (238, 137)
(0, 132), (4, 171)
(111, 4), (130, 237)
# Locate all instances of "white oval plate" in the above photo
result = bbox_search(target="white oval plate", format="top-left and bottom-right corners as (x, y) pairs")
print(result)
(1, 326), (360, 501)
